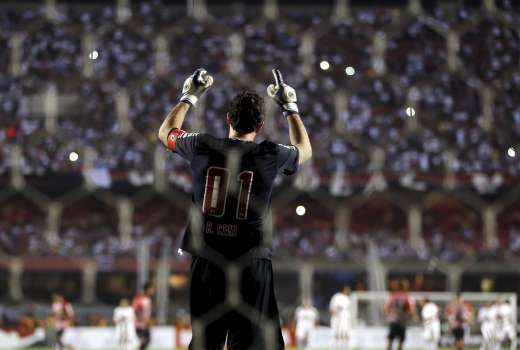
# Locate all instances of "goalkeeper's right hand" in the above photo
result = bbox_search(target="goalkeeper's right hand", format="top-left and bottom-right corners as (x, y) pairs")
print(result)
(179, 68), (213, 107)
(266, 69), (299, 117)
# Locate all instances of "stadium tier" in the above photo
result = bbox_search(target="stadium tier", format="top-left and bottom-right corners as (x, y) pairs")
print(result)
(0, 1), (519, 258)
(1, 1), (519, 182)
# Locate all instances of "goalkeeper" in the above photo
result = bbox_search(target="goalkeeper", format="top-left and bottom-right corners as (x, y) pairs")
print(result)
(158, 68), (312, 349)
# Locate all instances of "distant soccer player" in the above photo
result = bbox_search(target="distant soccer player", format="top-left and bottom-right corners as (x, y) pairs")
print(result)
(294, 298), (319, 349)
(384, 280), (416, 350)
(114, 298), (138, 350)
(51, 293), (75, 350)
(132, 282), (155, 350)
(329, 286), (352, 349)
(421, 298), (440, 350)
(445, 293), (473, 350)
(158, 68), (311, 349)
(496, 298), (516, 350)
(478, 301), (498, 350)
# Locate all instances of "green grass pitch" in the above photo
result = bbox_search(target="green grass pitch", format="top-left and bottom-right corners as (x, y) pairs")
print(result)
(28, 348), (483, 350)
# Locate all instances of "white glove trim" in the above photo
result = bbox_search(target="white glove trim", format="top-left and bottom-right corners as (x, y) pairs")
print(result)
(180, 94), (198, 106)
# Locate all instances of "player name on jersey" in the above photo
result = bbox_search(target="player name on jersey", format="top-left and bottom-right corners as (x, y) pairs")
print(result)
(205, 221), (238, 237)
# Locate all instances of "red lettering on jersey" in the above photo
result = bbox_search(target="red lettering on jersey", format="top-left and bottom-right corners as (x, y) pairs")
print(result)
(167, 128), (186, 151)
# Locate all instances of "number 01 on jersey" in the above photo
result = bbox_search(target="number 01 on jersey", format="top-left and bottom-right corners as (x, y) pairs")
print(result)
(202, 167), (254, 220)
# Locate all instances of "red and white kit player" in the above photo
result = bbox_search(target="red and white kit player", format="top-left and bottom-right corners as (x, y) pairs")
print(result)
(132, 282), (155, 350)
(384, 280), (416, 350)
(51, 293), (75, 350)
(445, 293), (474, 350)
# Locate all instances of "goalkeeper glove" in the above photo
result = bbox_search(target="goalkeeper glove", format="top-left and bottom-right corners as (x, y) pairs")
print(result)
(179, 68), (213, 107)
(266, 69), (299, 117)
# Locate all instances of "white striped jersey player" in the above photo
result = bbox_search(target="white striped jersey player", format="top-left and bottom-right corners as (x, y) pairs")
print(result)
(421, 301), (440, 350)
(113, 304), (138, 350)
(329, 289), (352, 349)
(496, 301), (516, 349)
(295, 304), (319, 347)
(479, 303), (500, 350)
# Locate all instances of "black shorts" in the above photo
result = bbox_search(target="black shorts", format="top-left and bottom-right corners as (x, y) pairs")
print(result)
(189, 256), (284, 350)
(388, 322), (406, 342)
(136, 328), (151, 342)
(453, 327), (465, 341)
(56, 329), (64, 344)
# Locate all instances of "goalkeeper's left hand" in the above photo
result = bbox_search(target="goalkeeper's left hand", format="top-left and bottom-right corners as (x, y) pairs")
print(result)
(266, 69), (299, 117)
(179, 68), (213, 107)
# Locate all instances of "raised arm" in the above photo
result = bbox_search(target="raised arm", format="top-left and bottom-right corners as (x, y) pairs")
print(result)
(158, 102), (190, 147)
(267, 69), (312, 164)
(287, 114), (312, 164)
(157, 68), (213, 147)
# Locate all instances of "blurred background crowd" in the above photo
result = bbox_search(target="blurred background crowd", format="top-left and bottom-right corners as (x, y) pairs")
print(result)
(1, 0), (520, 262)
(0, 1), (519, 181)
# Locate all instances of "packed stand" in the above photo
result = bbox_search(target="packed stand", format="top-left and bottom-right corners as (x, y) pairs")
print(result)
(273, 198), (418, 261)
(385, 18), (447, 84)
(0, 196), (47, 256)
(273, 199), (338, 260)
(347, 199), (417, 260)
(459, 17), (520, 83)
(0, 2), (520, 261)
(0, 192), (514, 261)
(497, 201), (520, 256)
(132, 197), (188, 257)
(56, 197), (120, 257)
(422, 198), (484, 261)
(0, 2), (519, 187)
(0, 195), (189, 259)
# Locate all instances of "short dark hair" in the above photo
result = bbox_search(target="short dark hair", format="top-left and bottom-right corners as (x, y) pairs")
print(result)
(228, 91), (264, 133)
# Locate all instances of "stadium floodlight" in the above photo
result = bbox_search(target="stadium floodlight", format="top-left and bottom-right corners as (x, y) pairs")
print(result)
(296, 205), (306, 216)
(69, 151), (79, 162)
(319, 60), (330, 70)
(507, 147), (516, 158)
(88, 50), (99, 60)
(405, 107), (416, 117)
(345, 66), (355, 76)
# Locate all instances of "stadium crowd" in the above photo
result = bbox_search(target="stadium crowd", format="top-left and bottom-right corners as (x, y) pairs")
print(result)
(1, 1), (519, 182)
(1, 1), (520, 261)
(2, 193), (520, 261)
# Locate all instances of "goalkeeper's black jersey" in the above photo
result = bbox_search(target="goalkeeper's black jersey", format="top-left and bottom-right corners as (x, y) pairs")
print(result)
(167, 129), (299, 261)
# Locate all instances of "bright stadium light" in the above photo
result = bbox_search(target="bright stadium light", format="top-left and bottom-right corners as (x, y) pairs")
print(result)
(345, 66), (356, 76)
(406, 106), (416, 117)
(507, 147), (516, 158)
(319, 60), (330, 71)
(88, 50), (99, 60)
(296, 205), (306, 216)
(69, 151), (79, 162)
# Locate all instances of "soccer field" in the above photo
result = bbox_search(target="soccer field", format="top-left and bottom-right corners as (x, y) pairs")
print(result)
(29, 348), (482, 350)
